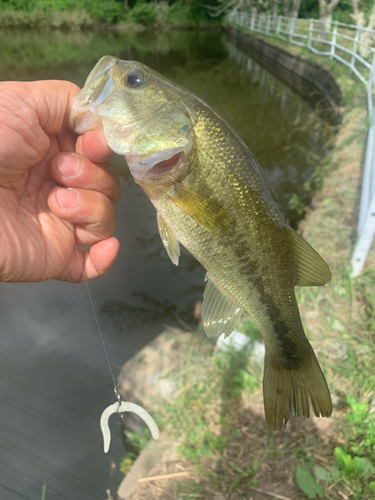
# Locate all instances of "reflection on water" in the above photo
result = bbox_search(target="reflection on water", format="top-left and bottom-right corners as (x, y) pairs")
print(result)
(101, 292), (197, 332)
(0, 29), (334, 499)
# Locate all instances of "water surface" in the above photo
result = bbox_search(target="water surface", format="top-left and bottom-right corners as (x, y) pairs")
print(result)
(0, 29), (332, 499)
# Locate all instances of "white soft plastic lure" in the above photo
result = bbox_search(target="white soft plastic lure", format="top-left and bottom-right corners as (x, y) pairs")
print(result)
(100, 402), (159, 453)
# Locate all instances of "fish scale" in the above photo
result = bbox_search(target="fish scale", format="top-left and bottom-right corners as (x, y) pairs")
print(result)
(70, 56), (333, 430)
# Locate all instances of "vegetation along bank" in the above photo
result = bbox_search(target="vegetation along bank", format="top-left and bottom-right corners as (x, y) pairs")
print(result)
(0, 0), (374, 30)
(115, 30), (375, 500)
(0, 0), (223, 29)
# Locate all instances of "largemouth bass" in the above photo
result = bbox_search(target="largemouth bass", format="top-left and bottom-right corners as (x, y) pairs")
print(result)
(70, 56), (332, 430)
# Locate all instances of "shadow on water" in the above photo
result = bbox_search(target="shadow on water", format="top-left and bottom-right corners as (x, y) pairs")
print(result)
(0, 29), (337, 499)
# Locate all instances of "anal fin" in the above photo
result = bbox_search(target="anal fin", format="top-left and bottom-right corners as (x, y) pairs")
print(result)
(289, 228), (332, 286)
(201, 278), (242, 338)
(263, 351), (332, 430)
(157, 212), (180, 266)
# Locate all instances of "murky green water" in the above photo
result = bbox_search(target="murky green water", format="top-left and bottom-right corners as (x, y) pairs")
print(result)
(0, 29), (333, 499)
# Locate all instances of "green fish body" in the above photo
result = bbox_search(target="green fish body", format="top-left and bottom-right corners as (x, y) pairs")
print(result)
(70, 57), (332, 429)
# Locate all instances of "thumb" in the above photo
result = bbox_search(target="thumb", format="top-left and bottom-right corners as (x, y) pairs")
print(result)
(23, 80), (80, 134)
(0, 80), (80, 135)
(0, 80), (80, 171)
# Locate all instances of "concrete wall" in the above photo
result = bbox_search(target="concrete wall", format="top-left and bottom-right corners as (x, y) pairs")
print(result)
(225, 26), (342, 121)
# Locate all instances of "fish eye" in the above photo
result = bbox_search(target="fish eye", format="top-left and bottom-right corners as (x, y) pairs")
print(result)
(125, 69), (145, 89)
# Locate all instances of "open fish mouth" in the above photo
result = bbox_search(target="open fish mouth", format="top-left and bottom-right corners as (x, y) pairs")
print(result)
(125, 147), (187, 182)
(149, 151), (183, 176)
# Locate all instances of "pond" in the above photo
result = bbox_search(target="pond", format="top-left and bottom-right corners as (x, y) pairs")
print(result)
(0, 29), (333, 499)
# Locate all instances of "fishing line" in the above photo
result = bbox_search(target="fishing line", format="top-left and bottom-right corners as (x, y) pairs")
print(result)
(54, 183), (117, 392)
(54, 180), (159, 451)
(82, 278), (118, 395)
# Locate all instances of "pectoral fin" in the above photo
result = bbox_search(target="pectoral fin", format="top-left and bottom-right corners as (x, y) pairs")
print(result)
(289, 228), (332, 286)
(201, 278), (243, 338)
(157, 212), (180, 266)
(171, 186), (233, 233)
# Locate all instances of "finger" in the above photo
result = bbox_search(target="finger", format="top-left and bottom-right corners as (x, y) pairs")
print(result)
(5, 80), (80, 134)
(57, 129), (77, 153)
(57, 237), (120, 282)
(47, 186), (116, 242)
(50, 152), (122, 204)
(76, 130), (113, 163)
(0, 80), (79, 171)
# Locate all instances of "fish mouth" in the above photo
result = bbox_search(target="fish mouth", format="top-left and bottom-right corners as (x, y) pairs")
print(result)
(148, 152), (183, 177)
(126, 147), (188, 182)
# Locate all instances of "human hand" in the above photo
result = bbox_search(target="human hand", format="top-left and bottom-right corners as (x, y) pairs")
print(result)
(0, 80), (121, 283)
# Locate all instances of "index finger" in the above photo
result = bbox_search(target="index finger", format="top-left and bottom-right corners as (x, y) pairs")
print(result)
(76, 130), (113, 163)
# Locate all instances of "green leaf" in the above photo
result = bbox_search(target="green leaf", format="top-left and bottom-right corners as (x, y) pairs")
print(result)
(353, 456), (375, 478)
(330, 465), (341, 482)
(295, 448), (308, 459)
(314, 466), (330, 481)
(296, 465), (325, 499)
(334, 447), (355, 475)
(229, 460), (245, 474)
(353, 456), (366, 474)
(252, 459), (261, 473)
(368, 481), (375, 492)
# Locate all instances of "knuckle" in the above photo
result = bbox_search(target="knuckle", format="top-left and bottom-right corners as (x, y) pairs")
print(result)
(91, 197), (116, 237)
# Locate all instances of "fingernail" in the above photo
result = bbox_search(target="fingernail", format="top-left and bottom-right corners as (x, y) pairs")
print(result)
(57, 154), (80, 178)
(57, 188), (80, 210)
(75, 136), (84, 156)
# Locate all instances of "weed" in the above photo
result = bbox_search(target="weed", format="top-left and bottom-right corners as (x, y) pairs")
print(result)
(288, 192), (306, 215)
(161, 336), (259, 463)
(296, 462), (325, 499)
(120, 457), (134, 475)
(295, 445), (375, 499)
(119, 428), (152, 475)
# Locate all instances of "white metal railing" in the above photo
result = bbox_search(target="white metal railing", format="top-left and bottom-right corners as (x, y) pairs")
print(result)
(228, 11), (375, 277)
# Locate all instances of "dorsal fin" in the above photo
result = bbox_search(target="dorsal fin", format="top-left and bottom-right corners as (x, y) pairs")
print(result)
(201, 278), (243, 338)
(288, 228), (331, 286)
(157, 212), (180, 266)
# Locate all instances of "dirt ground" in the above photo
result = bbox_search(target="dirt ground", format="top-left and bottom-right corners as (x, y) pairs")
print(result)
(118, 402), (342, 500)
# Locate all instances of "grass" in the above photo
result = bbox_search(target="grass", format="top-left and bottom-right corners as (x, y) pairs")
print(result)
(118, 29), (375, 500)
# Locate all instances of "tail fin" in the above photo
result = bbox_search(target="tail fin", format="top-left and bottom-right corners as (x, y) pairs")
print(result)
(263, 352), (332, 430)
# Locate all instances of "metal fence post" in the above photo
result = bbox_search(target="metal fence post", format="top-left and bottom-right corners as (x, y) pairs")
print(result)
(351, 27), (360, 73)
(251, 11), (255, 31)
(308, 19), (313, 49)
(330, 20), (338, 59)
(289, 17), (296, 43)
(367, 53), (375, 113)
(266, 14), (271, 35)
(276, 16), (281, 38)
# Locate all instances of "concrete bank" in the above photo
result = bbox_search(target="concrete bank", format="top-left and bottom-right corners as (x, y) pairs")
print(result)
(225, 25), (342, 124)
(116, 327), (191, 499)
